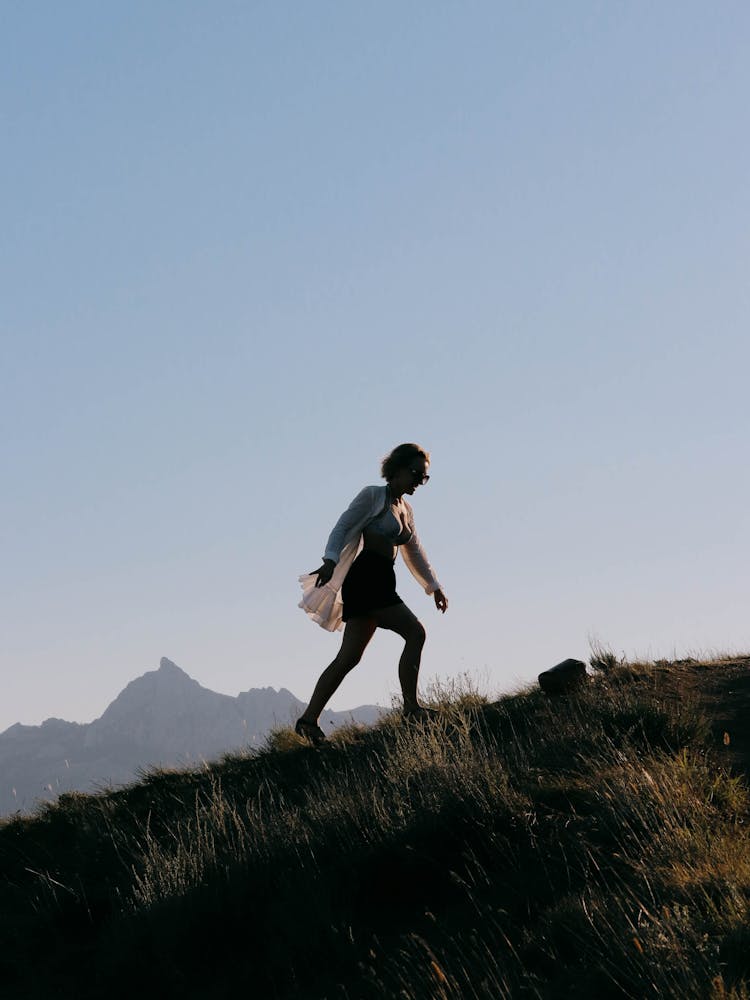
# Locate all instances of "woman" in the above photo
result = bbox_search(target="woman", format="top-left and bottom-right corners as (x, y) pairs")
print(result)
(296, 443), (448, 745)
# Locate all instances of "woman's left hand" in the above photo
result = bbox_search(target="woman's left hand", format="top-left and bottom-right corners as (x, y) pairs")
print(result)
(433, 589), (448, 613)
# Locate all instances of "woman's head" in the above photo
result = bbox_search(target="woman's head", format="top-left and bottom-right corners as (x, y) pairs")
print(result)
(381, 443), (430, 489)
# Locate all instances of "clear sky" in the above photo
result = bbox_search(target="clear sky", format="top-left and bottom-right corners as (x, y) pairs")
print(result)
(2, 1), (749, 733)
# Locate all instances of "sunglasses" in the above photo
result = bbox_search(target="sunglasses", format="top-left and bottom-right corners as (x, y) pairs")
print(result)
(410, 468), (430, 485)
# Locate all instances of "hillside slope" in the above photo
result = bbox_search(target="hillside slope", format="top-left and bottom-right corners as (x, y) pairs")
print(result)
(1, 656), (749, 999)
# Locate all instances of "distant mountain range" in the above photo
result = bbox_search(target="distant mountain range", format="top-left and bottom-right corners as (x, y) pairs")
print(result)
(0, 658), (383, 817)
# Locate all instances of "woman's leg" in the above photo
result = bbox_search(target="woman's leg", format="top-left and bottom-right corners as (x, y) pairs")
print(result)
(300, 617), (378, 724)
(371, 603), (426, 713)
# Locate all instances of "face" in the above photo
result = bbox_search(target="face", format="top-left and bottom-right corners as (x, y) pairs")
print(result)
(392, 458), (430, 496)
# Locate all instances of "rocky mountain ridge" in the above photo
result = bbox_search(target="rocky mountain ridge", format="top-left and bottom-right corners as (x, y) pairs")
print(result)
(0, 658), (382, 816)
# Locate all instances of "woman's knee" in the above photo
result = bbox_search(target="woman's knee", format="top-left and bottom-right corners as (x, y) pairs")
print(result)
(333, 647), (365, 673)
(344, 648), (366, 669)
(408, 619), (426, 648)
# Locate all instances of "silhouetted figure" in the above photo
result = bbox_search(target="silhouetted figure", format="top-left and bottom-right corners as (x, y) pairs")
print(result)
(297, 443), (448, 744)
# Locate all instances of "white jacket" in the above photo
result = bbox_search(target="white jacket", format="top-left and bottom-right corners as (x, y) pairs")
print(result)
(298, 484), (442, 631)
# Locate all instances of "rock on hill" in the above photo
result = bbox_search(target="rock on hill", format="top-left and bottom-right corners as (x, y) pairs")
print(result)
(0, 658), (382, 816)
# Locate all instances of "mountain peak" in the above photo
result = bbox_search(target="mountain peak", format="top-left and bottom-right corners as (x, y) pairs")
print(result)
(159, 657), (188, 676)
(92, 658), (201, 733)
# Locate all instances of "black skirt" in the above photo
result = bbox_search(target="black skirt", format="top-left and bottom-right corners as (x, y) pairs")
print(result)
(341, 550), (404, 622)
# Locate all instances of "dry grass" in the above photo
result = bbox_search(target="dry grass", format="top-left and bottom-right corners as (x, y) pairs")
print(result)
(1, 656), (749, 999)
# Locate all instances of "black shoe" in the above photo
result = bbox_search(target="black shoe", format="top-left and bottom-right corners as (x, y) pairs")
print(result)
(295, 718), (327, 746)
(402, 706), (440, 722)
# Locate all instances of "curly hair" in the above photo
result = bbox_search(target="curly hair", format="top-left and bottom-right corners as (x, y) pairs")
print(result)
(381, 443), (430, 481)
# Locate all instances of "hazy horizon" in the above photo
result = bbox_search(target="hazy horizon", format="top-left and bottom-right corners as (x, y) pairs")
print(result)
(3, 2), (749, 733)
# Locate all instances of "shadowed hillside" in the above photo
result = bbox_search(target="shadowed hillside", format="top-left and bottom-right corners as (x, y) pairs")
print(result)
(1, 655), (749, 999)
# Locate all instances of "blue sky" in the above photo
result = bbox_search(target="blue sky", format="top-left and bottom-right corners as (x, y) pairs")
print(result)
(2, 2), (749, 732)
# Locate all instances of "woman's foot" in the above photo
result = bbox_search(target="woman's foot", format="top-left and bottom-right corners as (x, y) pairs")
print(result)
(295, 717), (327, 746)
(402, 705), (440, 722)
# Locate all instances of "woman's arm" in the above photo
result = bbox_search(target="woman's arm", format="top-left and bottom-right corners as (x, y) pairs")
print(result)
(311, 485), (383, 588)
(401, 530), (441, 592)
(321, 485), (382, 565)
(400, 502), (444, 604)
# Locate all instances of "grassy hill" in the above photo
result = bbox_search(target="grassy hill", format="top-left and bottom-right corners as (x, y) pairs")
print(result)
(2, 655), (749, 999)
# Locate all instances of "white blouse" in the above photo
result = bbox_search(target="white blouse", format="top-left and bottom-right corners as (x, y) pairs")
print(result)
(299, 484), (442, 631)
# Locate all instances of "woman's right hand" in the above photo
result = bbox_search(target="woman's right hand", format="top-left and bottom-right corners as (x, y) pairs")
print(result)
(312, 559), (336, 587)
